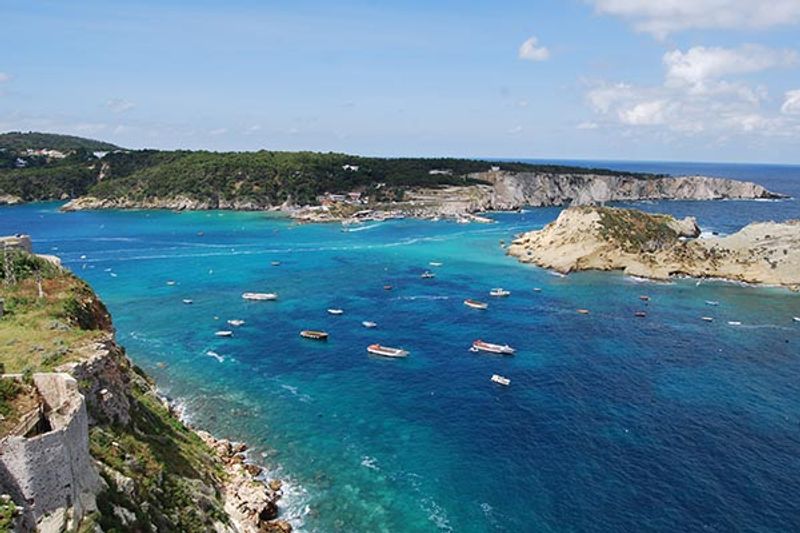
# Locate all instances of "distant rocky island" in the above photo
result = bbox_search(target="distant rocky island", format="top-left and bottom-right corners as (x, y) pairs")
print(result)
(0, 132), (785, 223)
(507, 206), (800, 290)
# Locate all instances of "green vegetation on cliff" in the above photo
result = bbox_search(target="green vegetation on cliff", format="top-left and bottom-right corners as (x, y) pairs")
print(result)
(0, 250), (231, 532)
(0, 131), (658, 205)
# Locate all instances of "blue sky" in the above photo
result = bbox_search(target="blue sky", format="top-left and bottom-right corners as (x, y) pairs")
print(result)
(1, 0), (799, 162)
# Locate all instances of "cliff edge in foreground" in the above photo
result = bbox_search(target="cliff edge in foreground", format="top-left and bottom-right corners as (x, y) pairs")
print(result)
(0, 248), (291, 532)
(507, 206), (800, 290)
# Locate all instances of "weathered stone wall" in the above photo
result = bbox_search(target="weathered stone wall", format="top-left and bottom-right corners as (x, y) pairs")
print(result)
(0, 373), (101, 531)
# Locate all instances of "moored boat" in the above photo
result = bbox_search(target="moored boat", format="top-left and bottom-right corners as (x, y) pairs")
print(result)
(701, 316), (714, 322)
(639, 295), (650, 301)
(383, 285), (393, 291)
(728, 321), (742, 326)
(182, 299), (193, 304)
(215, 330), (233, 337)
(464, 299), (489, 310)
(471, 340), (515, 355)
(429, 262), (443, 267)
(532, 287), (542, 293)
(705, 300), (720, 306)
(489, 288), (510, 297)
(166, 280), (176, 286)
(271, 261), (281, 266)
(300, 330), (329, 340)
(794, 317), (800, 323)
(328, 308), (344, 315)
(634, 311), (647, 318)
(577, 309), (590, 315)
(362, 321), (377, 328)
(421, 271), (436, 279)
(242, 292), (278, 301)
(367, 344), (408, 358)
(490, 374), (511, 386)
(227, 319), (245, 327)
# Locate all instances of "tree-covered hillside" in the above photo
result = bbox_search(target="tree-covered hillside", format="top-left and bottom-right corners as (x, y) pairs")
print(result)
(0, 132), (658, 205)
(0, 131), (119, 152)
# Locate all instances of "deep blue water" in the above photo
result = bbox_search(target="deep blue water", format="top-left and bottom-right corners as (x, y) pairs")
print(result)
(2, 161), (800, 532)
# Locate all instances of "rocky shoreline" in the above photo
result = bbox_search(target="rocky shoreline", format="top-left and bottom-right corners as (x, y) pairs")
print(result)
(507, 206), (800, 290)
(59, 171), (786, 224)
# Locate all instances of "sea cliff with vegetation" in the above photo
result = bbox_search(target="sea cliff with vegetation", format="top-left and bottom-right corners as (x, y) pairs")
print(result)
(0, 132), (783, 222)
(0, 248), (291, 532)
(507, 206), (800, 290)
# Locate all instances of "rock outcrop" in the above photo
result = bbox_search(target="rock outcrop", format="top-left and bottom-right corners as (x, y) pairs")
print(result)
(507, 206), (800, 290)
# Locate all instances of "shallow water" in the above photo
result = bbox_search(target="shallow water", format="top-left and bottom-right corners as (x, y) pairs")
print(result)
(2, 161), (799, 532)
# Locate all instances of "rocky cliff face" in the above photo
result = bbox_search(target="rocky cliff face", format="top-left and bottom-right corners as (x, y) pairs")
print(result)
(507, 206), (800, 290)
(61, 195), (288, 212)
(472, 171), (783, 209)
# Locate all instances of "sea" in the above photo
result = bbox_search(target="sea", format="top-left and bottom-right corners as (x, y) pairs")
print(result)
(1, 160), (799, 532)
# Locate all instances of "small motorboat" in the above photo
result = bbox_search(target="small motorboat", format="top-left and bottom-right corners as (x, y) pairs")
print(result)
(421, 271), (436, 279)
(634, 311), (647, 318)
(300, 330), (329, 340)
(577, 309), (590, 315)
(464, 299), (489, 310)
(367, 344), (409, 358)
(215, 330), (233, 337)
(491, 374), (511, 386)
(362, 321), (378, 328)
(109, 272), (117, 277)
(639, 295), (650, 301)
(383, 285), (393, 291)
(705, 300), (720, 306)
(182, 299), (193, 305)
(429, 262), (443, 267)
(532, 287), (542, 293)
(489, 288), (511, 297)
(471, 340), (515, 355)
(227, 319), (245, 327)
(728, 321), (742, 326)
(328, 308), (344, 315)
(242, 292), (278, 301)
(701, 316), (714, 322)
(271, 261), (281, 266)
(166, 280), (176, 286)
(794, 317), (800, 323)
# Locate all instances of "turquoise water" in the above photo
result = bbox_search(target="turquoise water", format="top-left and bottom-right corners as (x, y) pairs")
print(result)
(2, 161), (800, 532)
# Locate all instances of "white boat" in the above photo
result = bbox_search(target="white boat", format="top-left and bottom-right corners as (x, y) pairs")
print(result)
(367, 344), (408, 358)
(491, 374), (511, 386)
(328, 308), (344, 315)
(182, 299), (193, 305)
(362, 321), (377, 328)
(793, 317), (800, 323)
(109, 272), (118, 278)
(464, 299), (489, 310)
(728, 321), (742, 326)
(215, 330), (233, 337)
(166, 280), (176, 286)
(429, 262), (443, 267)
(532, 287), (542, 293)
(242, 292), (278, 301)
(271, 261), (281, 266)
(227, 319), (245, 327)
(471, 340), (515, 355)
(701, 316), (714, 322)
(489, 288), (510, 297)
(705, 300), (720, 306)
(421, 271), (436, 279)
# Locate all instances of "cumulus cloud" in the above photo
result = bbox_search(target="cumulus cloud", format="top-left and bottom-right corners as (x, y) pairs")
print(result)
(106, 98), (135, 113)
(583, 43), (800, 138)
(518, 36), (550, 62)
(663, 45), (797, 91)
(781, 89), (800, 115)
(587, 0), (800, 38)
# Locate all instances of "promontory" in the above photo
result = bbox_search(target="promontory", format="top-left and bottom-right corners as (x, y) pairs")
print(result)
(507, 206), (800, 290)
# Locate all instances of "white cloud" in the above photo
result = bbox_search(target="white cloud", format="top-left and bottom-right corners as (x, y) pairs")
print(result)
(583, 42), (800, 139)
(106, 98), (135, 113)
(0, 72), (10, 83)
(587, 0), (800, 38)
(781, 89), (800, 114)
(663, 45), (797, 93)
(518, 36), (550, 62)
(618, 100), (669, 125)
